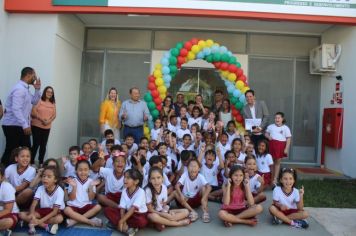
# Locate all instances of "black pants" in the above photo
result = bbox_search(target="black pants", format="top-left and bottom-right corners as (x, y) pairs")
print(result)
(1, 125), (31, 166)
(31, 125), (50, 165)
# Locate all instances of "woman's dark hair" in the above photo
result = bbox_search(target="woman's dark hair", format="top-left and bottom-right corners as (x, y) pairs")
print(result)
(107, 87), (118, 102)
(222, 99), (231, 112)
(229, 165), (246, 198)
(275, 112), (286, 124)
(146, 167), (164, 209)
(125, 168), (143, 187)
(43, 166), (61, 184)
(41, 86), (55, 103)
(75, 160), (91, 170)
(278, 167), (297, 188)
(256, 139), (269, 156)
(163, 95), (174, 108)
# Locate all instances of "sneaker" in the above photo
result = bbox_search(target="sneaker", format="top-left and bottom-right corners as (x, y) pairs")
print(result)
(292, 219), (309, 229)
(46, 224), (59, 235)
(126, 228), (138, 236)
(0, 229), (12, 236)
(90, 217), (103, 227)
(272, 216), (282, 225)
(28, 224), (36, 235)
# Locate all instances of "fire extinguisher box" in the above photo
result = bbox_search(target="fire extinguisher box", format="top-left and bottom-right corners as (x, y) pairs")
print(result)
(322, 108), (343, 149)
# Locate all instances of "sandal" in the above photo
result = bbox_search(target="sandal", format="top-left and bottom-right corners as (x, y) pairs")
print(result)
(202, 212), (211, 223)
(189, 211), (198, 222)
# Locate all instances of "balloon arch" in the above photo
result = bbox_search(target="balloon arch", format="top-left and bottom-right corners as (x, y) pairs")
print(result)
(143, 38), (250, 135)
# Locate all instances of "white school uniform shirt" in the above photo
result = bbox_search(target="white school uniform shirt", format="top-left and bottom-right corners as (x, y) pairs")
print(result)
(150, 128), (162, 142)
(266, 124), (292, 141)
(90, 170), (101, 180)
(216, 142), (230, 161)
(64, 161), (76, 177)
(177, 144), (194, 154)
(0, 181), (19, 213)
(101, 139), (121, 155)
(67, 177), (96, 208)
(200, 163), (220, 187)
(178, 172), (208, 198)
(99, 167), (124, 194)
(237, 152), (247, 164)
(34, 185), (65, 210)
(227, 132), (240, 146)
(142, 171), (171, 188)
(176, 128), (192, 144)
(127, 143), (138, 156)
(145, 184), (168, 212)
(163, 155), (173, 176)
(188, 117), (202, 128)
(119, 187), (148, 213)
(147, 150), (158, 162)
(256, 154), (274, 173)
(249, 174), (262, 194)
(273, 186), (300, 209)
(167, 147), (178, 166)
(167, 122), (178, 133)
(5, 164), (36, 187)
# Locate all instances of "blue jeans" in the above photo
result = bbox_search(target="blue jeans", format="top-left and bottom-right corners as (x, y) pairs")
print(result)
(123, 125), (143, 144)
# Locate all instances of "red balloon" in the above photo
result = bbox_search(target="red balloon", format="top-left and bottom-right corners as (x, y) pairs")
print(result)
(213, 62), (221, 69)
(156, 105), (162, 111)
(154, 97), (162, 105)
(236, 68), (243, 77)
(148, 82), (156, 90)
(191, 38), (199, 45)
(177, 56), (186, 65)
(180, 48), (188, 57)
(151, 90), (159, 98)
(236, 114), (243, 123)
(239, 75), (247, 83)
(220, 62), (229, 70)
(232, 109), (238, 116)
(148, 75), (155, 82)
(228, 64), (237, 73)
(184, 41), (192, 50)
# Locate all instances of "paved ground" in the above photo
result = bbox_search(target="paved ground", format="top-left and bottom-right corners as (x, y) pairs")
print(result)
(12, 190), (335, 236)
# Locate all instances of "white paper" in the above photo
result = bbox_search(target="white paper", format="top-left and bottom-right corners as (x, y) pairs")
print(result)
(245, 119), (262, 131)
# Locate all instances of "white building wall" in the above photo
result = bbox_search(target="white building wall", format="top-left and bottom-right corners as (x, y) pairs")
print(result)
(320, 26), (356, 178)
(0, 11), (84, 160)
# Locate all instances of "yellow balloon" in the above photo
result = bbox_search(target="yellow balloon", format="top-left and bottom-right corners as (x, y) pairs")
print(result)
(236, 80), (244, 90)
(155, 78), (164, 86)
(221, 70), (229, 78)
(155, 64), (162, 70)
(158, 85), (167, 94)
(228, 73), (237, 82)
(154, 70), (162, 78)
(187, 52), (195, 60)
(160, 94), (166, 100)
(198, 40), (206, 49)
(206, 39), (214, 47)
(144, 126), (149, 135)
(238, 127), (245, 135)
(191, 45), (200, 54)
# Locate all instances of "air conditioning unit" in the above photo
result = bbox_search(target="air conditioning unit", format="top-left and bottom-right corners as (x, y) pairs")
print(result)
(309, 44), (341, 75)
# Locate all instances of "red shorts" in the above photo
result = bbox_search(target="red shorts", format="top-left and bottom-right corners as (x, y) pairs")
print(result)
(186, 192), (202, 209)
(269, 140), (287, 159)
(36, 208), (63, 219)
(221, 207), (247, 215)
(258, 172), (271, 186)
(0, 213), (18, 229)
(104, 207), (148, 229)
(68, 204), (96, 215)
(106, 192), (122, 203)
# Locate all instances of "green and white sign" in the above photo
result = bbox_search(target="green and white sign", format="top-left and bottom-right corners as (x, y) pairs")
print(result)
(53, 0), (356, 17)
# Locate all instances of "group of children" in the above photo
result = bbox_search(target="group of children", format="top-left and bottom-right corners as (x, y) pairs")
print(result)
(0, 111), (309, 236)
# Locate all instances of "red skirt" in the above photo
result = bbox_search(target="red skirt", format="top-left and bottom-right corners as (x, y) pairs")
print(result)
(221, 207), (247, 215)
(106, 192), (122, 203)
(0, 213), (18, 229)
(269, 140), (287, 159)
(275, 205), (299, 216)
(258, 171), (271, 186)
(104, 207), (148, 229)
(68, 204), (96, 215)
(36, 208), (63, 219)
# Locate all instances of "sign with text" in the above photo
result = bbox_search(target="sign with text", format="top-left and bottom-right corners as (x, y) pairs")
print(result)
(53, 0), (356, 18)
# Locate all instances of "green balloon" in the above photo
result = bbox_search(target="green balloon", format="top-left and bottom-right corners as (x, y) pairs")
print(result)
(148, 102), (156, 111)
(236, 62), (241, 68)
(235, 101), (244, 110)
(169, 65), (177, 74)
(144, 93), (153, 102)
(152, 109), (159, 119)
(171, 48), (179, 57)
(169, 56), (177, 65)
(230, 96), (237, 105)
(206, 54), (213, 63)
(221, 54), (230, 62)
(229, 57), (237, 64)
(176, 42), (184, 50)
(213, 53), (221, 62)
